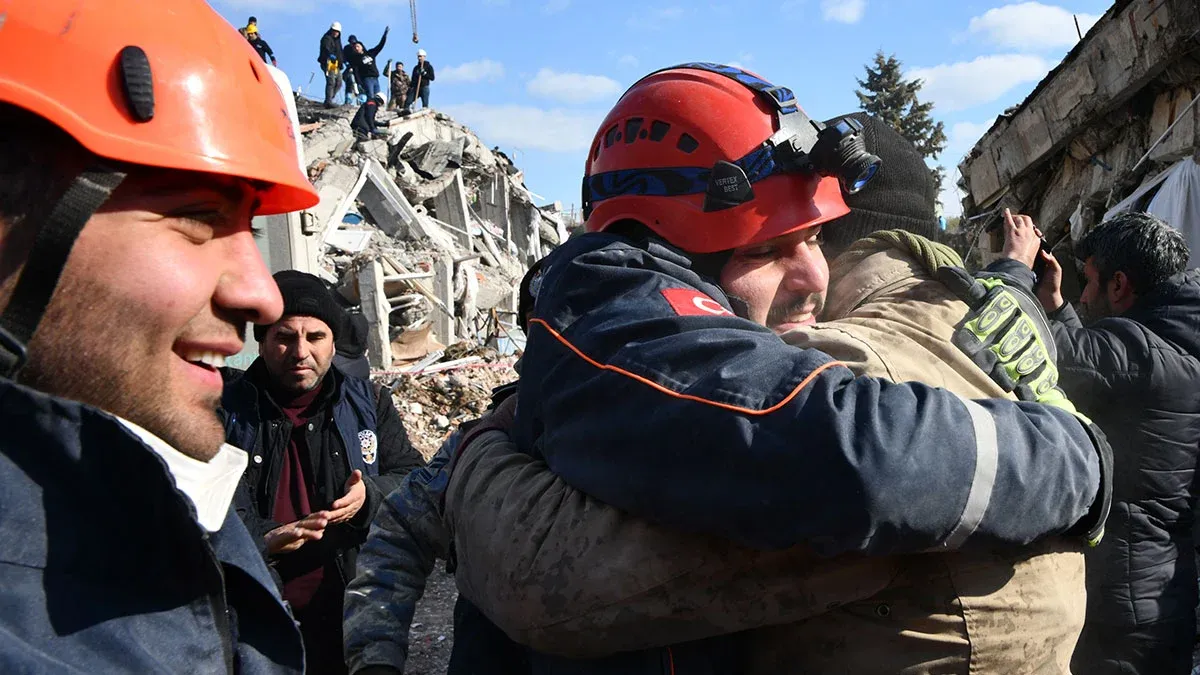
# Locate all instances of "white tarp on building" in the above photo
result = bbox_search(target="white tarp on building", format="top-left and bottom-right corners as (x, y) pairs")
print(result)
(1105, 158), (1200, 270)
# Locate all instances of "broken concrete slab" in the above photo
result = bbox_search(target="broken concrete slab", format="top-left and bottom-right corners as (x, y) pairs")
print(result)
(412, 138), (467, 179)
(358, 139), (390, 166)
(432, 170), (473, 250)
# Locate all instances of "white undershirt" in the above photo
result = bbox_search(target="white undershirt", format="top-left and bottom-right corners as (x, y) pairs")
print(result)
(117, 418), (249, 532)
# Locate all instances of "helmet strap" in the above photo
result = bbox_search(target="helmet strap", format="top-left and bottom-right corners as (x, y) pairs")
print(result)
(0, 166), (126, 379)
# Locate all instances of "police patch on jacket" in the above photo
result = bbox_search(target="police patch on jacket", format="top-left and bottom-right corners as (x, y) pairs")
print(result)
(359, 429), (378, 465)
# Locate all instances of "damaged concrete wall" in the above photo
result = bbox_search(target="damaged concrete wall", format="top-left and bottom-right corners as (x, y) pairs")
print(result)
(957, 0), (1200, 266)
(290, 99), (559, 371)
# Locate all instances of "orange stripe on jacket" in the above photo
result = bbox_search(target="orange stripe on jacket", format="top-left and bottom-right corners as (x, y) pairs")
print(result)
(527, 318), (847, 416)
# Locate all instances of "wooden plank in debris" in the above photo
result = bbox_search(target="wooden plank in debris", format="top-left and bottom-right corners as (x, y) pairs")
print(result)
(432, 255), (456, 345)
(299, 122), (325, 134)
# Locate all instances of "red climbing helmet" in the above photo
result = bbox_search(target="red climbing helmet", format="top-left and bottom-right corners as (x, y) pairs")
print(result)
(583, 63), (881, 253)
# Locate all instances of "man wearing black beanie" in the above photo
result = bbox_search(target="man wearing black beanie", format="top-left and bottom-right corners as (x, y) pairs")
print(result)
(223, 270), (423, 674)
(818, 111), (941, 257)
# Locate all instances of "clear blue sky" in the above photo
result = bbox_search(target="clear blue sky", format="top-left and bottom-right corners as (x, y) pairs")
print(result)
(213, 0), (1113, 217)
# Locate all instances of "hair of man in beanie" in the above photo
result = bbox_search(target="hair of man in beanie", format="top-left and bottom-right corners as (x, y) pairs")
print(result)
(253, 270), (347, 343)
(819, 112), (940, 258)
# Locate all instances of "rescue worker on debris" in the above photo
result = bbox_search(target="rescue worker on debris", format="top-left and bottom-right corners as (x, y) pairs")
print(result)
(223, 271), (424, 675)
(383, 59), (411, 112)
(246, 23), (277, 67)
(343, 64), (1108, 672)
(997, 210), (1200, 675)
(347, 27), (389, 102)
(351, 93), (389, 140)
(319, 21), (344, 108)
(0, 1), (319, 671)
(342, 35), (361, 106)
(403, 49), (434, 113)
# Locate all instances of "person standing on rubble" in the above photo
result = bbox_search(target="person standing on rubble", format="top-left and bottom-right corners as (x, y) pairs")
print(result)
(404, 49), (434, 113)
(342, 35), (362, 106)
(223, 270), (424, 675)
(0, 1), (321, 671)
(246, 23), (277, 67)
(383, 59), (410, 112)
(997, 211), (1200, 675)
(343, 66), (1114, 674)
(347, 27), (389, 103)
(319, 20), (344, 108)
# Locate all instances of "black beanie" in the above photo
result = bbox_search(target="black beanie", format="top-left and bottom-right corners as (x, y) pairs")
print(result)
(254, 270), (346, 343)
(819, 112), (939, 255)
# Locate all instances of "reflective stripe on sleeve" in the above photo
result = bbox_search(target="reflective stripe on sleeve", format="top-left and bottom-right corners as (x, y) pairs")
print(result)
(941, 398), (1000, 549)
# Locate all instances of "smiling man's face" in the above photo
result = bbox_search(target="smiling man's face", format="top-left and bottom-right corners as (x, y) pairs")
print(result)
(719, 225), (829, 334)
(11, 169), (282, 461)
(261, 315), (335, 396)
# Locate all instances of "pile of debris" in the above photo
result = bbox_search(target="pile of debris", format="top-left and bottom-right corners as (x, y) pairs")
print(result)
(294, 97), (566, 373)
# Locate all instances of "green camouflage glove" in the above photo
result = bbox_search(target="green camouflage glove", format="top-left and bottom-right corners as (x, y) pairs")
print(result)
(938, 265), (1110, 547)
(936, 266), (1087, 422)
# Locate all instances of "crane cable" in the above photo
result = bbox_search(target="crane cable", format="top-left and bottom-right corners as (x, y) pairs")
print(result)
(410, 0), (419, 43)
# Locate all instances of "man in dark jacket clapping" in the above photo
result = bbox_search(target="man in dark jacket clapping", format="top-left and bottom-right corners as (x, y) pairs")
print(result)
(999, 210), (1200, 675)
(224, 271), (424, 674)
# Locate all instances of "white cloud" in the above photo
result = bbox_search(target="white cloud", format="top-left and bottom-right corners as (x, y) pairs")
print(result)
(821, 0), (865, 23)
(908, 54), (1050, 112)
(438, 59), (506, 84)
(940, 168), (966, 218)
(544, 0), (570, 13)
(939, 120), (993, 165)
(438, 103), (601, 153)
(618, 54), (640, 68)
(527, 68), (622, 105)
(966, 2), (1100, 49)
(627, 6), (684, 29)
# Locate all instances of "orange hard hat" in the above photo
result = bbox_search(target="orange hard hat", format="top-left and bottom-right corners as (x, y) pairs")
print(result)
(0, 0), (318, 215)
(584, 64), (881, 254)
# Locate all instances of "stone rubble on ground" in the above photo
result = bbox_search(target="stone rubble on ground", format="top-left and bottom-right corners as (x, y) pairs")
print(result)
(295, 97), (568, 441)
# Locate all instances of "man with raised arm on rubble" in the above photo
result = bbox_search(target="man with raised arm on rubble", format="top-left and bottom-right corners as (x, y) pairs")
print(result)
(344, 64), (1113, 674)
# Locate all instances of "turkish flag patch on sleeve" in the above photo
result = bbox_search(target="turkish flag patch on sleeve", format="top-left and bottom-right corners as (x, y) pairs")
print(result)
(661, 288), (734, 317)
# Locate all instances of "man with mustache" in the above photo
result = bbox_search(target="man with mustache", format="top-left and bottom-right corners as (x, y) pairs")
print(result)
(345, 65), (1109, 674)
(224, 271), (424, 674)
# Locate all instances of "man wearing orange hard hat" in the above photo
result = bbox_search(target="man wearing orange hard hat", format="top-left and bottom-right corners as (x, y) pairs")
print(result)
(0, 1), (319, 672)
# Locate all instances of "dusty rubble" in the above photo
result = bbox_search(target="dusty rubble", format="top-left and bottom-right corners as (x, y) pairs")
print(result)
(295, 96), (561, 374)
(292, 97), (555, 440)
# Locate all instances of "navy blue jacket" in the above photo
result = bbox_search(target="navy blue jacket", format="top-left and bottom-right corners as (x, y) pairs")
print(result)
(993, 259), (1200, 628)
(0, 377), (304, 673)
(515, 232), (1106, 556)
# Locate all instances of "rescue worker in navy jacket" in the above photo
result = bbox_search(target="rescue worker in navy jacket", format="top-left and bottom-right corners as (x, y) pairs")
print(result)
(224, 270), (423, 675)
(997, 210), (1200, 675)
(0, 1), (322, 672)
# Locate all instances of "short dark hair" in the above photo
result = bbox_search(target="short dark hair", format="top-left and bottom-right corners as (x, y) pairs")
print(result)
(248, 16), (257, 23)
(0, 105), (92, 283)
(1076, 211), (1189, 294)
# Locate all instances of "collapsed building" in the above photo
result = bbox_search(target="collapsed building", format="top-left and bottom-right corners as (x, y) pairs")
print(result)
(236, 99), (570, 454)
(956, 0), (1200, 292)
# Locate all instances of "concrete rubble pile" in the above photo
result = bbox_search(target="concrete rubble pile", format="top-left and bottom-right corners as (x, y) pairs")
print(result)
(294, 98), (567, 381)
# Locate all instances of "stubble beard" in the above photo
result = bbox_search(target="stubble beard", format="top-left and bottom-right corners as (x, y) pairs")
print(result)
(18, 274), (226, 462)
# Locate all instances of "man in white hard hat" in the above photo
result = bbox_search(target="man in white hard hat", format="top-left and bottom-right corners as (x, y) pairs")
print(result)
(318, 21), (344, 108)
(403, 48), (434, 113)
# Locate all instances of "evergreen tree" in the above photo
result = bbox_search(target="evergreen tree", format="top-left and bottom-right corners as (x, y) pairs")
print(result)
(855, 51), (948, 193)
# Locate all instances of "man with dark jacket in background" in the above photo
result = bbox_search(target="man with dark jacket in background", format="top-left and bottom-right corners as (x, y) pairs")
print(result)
(347, 27), (389, 102)
(999, 210), (1200, 675)
(404, 49), (434, 112)
(319, 21), (343, 108)
(224, 270), (424, 674)
(246, 24), (276, 66)
(342, 35), (361, 105)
